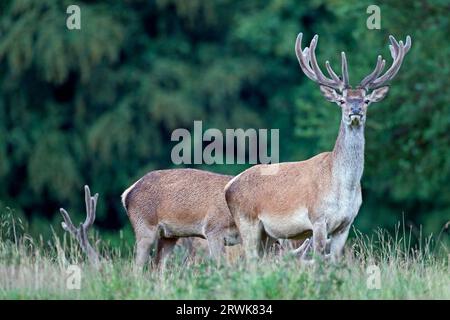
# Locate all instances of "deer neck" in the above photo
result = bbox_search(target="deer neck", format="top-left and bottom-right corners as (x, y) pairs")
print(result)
(331, 121), (365, 189)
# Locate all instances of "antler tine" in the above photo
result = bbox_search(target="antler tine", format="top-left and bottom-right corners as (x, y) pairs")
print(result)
(60, 208), (77, 235)
(309, 35), (340, 88)
(295, 33), (318, 82)
(359, 55), (385, 89)
(389, 45), (396, 60)
(303, 47), (311, 66)
(389, 35), (400, 57)
(403, 36), (412, 57)
(361, 35), (412, 89)
(325, 60), (341, 83)
(341, 52), (349, 88)
(83, 185), (98, 230)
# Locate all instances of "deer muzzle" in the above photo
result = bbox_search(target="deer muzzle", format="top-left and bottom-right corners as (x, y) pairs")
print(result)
(349, 114), (362, 125)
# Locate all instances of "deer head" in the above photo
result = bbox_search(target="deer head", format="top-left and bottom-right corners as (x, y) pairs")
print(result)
(295, 33), (411, 127)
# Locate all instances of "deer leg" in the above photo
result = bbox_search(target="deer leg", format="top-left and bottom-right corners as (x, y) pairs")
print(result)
(312, 220), (328, 257)
(204, 221), (225, 261)
(135, 226), (158, 269)
(237, 216), (263, 260)
(329, 226), (350, 262)
(155, 237), (178, 267)
(135, 237), (153, 268)
(205, 232), (225, 261)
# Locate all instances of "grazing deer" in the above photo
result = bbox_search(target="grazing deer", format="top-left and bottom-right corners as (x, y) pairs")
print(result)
(59, 184), (240, 269)
(122, 168), (241, 267)
(225, 33), (411, 261)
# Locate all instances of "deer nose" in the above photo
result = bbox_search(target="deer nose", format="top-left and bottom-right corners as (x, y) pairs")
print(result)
(351, 107), (362, 115)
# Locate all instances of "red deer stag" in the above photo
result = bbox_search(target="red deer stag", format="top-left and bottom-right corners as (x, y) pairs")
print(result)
(225, 33), (411, 261)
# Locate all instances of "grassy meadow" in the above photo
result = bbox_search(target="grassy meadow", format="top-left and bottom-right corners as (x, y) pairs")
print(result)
(0, 212), (448, 300)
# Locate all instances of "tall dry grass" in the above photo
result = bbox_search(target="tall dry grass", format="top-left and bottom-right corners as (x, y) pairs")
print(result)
(0, 210), (448, 299)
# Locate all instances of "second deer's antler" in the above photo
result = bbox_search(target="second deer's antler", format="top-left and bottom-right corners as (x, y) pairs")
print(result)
(60, 185), (101, 267)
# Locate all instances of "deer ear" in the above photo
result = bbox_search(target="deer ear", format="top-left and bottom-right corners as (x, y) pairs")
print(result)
(367, 86), (389, 103)
(319, 85), (341, 103)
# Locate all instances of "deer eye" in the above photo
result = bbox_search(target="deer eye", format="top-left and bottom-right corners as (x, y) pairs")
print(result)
(364, 99), (370, 104)
(338, 100), (345, 105)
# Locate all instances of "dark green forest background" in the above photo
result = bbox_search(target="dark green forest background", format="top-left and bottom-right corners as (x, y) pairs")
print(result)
(0, 0), (448, 243)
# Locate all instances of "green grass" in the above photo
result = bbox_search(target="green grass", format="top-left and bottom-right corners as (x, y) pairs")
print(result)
(0, 212), (448, 299)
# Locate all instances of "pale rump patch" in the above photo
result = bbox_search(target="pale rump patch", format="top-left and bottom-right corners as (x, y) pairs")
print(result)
(121, 178), (142, 211)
